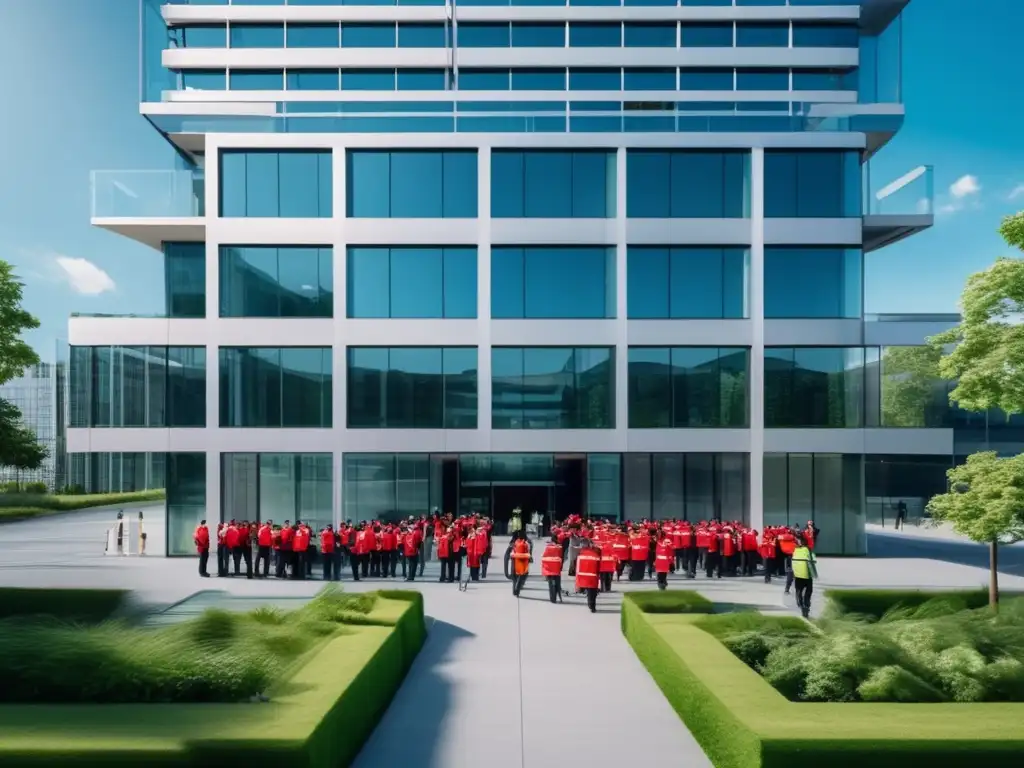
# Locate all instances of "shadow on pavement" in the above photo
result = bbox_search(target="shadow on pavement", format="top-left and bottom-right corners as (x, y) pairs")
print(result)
(351, 619), (474, 768)
(867, 532), (1024, 578)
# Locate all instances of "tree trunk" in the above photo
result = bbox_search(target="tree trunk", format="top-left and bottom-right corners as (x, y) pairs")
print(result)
(990, 539), (1000, 609)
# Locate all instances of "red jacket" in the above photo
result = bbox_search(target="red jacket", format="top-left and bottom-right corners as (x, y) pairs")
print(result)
(381, 530), (397, 552)
(575, 547), (600, 590)
(437, 534), (451, 559)
(741, 531), (758, 552)
(293, 528), (309, 553)
(320, 530), (336, 554)
(225, 525), (240, 548)
(403, 529), (422, 557)
(722, 534), (736, 557)
(541, 543), (563, 576)
(280, 526), (294, 551)
(654, 540), (673, 574)
(194, 525), (210, 552)
(630, 536), (649, 561)
(466, 535), (482, 568)
(257, 524), (272, 547)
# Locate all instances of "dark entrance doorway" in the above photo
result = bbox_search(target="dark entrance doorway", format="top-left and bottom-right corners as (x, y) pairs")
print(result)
(492, 485), (549, 532)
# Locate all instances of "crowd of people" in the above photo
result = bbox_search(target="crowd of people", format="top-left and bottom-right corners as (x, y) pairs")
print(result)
(192, 511), (820, 617)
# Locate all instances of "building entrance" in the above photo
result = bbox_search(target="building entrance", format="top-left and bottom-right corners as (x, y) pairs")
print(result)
(491, 484), (550, 534)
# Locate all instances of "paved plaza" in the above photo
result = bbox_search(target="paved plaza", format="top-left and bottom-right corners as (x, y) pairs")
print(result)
(3, 507), (1023, 768)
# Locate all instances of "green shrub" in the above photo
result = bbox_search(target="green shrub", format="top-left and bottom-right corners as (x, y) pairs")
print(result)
(1, 481), (20, 494)
(0, 490), (166, 512)
(624, 590), (715, 614)
(23, 482), (47, 495)
(824, 589), (993, 620)
(0, 588), (128, 623)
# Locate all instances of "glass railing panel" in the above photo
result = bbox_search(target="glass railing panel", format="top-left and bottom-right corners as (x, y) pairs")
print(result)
(91, 171), (206, 218)
(865, 164), (934, 216)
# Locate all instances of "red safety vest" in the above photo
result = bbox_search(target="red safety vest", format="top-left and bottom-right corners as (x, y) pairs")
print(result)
(257, 524), (272, 547)
(630, 536), (649, 561)
(320, 530), (335, 553)
(654, 540), (673, 574)
(575, 548), (600, 590)
(540, 543), (563, 577)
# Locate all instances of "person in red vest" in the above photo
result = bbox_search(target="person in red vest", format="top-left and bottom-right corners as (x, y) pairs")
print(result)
(575, 539), (601, 613)
(256, 520), (273, 578)
(402, 523), (422, 581)
(540, 535), (564, 603)
(705, 525), (722, 579)
(215, 522), (228, 577)
(465, 527), (482, 581)
(279, 520), (294, 578)
(629, 527), (649, 582)
(740, 527), (758, 577)
(597, 536), (617, 593)
(721, 526), (737, 576)
(224, 520), (241, 576)
(320, 524), (338, 581)
(654, 532), (674, 590)
(436, 526), (453, 583)
(291, 521), (309, 580)
(510, 531), (532, 597)
(452, 525), (465, 583)
(759, 530), (777, 583)
(612, 528), (630, 581)
(193, 520), (210, 578)
(802, 520), (820, 552)
(679, 522), (697, 578)
(478, 518), (493, 579)
(777, 527), (798, 594)
(381, 525), (398, 578)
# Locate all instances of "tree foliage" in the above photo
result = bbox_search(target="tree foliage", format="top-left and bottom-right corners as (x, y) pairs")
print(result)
(0, 260), (39, 387)
(927, 452), (1024, 546)
(0, 398), (47, 471)
(880, 345), (945, 427)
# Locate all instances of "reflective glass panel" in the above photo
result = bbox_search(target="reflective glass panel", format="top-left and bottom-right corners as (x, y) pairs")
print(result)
(346, 150), (478, 217)
(764, 247), (861, 319)
(219, 347), (332, 427)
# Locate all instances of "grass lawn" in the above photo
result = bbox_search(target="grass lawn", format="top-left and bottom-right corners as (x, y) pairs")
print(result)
(0, 490), (166, 522)
(0, 588), (426, 767)
(622, 592), (1024, 768)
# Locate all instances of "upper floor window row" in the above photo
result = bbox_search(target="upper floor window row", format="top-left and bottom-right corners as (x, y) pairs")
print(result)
(219, 150), (332, 218)
(171, 22), (858, 49)
(170, 0), (861, 6)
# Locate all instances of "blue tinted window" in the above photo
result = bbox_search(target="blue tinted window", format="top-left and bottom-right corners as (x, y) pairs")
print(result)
(793, 24), (859, 48)
(229, 24), (284, 47)
(624, 23), (676, 47)
(219, 150), (333, 217)
(341, 23), (397, 47)
(627, 150), (749, 218)
(398, 23), (446, 47)
(492, 150), (616, 218)
(680, 24), (733, 47)
(627, 247), (747, 319)
(347, 150), (478, 217)
(220, 347), (332, 428)
(792, 69), (852, 90)
(679, 69), (733, 90)
(491, 247), (614, 319)
(287, 69), (340, 90)
(764, 151), (861, 217)
(764, 347), (864, 428)
(182, 69), (226, 90)
(182, 25), (227, 47)
(220, 246), (333, 318)
(342, 69), (396, 89)
(163, 242), (206, 318)
(287, 23), (340, 47)
(624, 68), (676, 90)
(569, 23), (621, 47)
(765, 247), (861, 318)
(347, 247), (477, 318)
(397, 69), (446, 90)
(736, 24), (788, 47)
(459, 23), (510, 47)
(569, 68), (621, 90)
(459, 69), (510, 89)
(229, 69), (284, 90)
(511, 69), (565, 90)
(736, 69), (789, 90)
(512, 23), (564, 46)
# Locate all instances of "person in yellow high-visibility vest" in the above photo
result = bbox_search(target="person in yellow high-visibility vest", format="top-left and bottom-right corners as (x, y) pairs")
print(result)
(790, 535), (818, 619)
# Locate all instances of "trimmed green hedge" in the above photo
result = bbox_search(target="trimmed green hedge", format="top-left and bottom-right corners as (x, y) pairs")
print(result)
(624, 590), (715, 614)
(824, 589), (994, 620)
(0, 591), (426, 767)
(0, 491), (166, 522)
(0, 588), (129, 623)
(623, 591), (1024, 768)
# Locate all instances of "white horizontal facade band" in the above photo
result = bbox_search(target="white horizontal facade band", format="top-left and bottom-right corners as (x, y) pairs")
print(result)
(163, 90), (859, 105)
(164, 46), (857, 70)
(163, 4), (860, 25)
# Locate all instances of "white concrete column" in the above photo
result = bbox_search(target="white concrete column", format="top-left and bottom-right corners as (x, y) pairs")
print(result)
(477, 146), (492, 440)
(333, 141), (347, 527)
(614, 148), (629, 443)
(748, 148), (765, 531)
(203, 136), (222, 523)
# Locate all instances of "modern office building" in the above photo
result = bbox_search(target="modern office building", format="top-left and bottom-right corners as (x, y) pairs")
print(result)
(0, 363), (67, 490)
(70, 0), (944, 555)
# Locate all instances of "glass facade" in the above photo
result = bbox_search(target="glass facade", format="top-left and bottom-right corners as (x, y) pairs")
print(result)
(347, 247), (477, 318)
(626, 150), (750, 218)
(346, 150), (478, 217)
(764, 247), (862, 319)
(764, 151), (861, 217)
(164, 243), (205, 318)
(220, 246), (333, 318)
(628, 347), (749, 428)
(219, 150), (333, 217)
(763, 453), (863, 554)
(627, 247), (748, 319)
(167, 452), (207, 557)
(764, 347), (865, 428)
(219, 347), (333, 427)
(491, 150), (616, 218)
(69, 346), (206, 428)
(623, 452), (749, 522)
(492, 247), (614, 319)
(222, 453), (332, 531)
(347, 347), (478, 428)
(67, 452), (165, 495)
(492, 347), (615, 429)
(867, 345), (954, 429)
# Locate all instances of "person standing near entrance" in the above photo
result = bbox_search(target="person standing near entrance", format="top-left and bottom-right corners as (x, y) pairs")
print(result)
(194, 520), (210, 577)
(320, 525), (338, 581)
(629, 527), (649, 581)
(509, 507), (523, 536)
(256, 520), (273, 578)
(598, 537), (616, 593)
(575, 540), (601, 613)
(403, 523), (422, 581)
(790, 535), (817, 618)
(654, 532), (673, 590)
(540, 535), (564, 603)
(510, 530), (532, 597)
(292, 523), (309, 580)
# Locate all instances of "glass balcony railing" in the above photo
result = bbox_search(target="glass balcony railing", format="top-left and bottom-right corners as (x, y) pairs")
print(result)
(864, 164), (934, 216)
(91, 170), (205, 219)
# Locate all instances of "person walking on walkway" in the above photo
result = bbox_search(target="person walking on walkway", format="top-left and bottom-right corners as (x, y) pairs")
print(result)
(790, 535), (818, 619)
(654, 532), (673, 590)
(510, 530), (532, 597)
(540, 535), (564, 603)
(575, 540), (601, 613)
(194, 520), (210, 577)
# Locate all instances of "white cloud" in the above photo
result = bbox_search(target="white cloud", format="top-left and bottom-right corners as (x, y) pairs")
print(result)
(54, 256), (115, 296)
(1009, 184), (1024, 201)
(936, 202), (962, 216)
(949, 174), (981, 199)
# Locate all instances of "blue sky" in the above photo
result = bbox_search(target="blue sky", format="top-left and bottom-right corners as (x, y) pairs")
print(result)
(1, 0), (1021, 361)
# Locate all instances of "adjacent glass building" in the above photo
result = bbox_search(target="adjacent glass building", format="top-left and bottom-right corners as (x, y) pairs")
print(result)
(71, 0), (939, 554)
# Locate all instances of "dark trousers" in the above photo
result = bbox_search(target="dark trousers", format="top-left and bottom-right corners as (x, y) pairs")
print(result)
(217, 547), (229, 577)
(705, 551), (721, 578)
(686, 548), (698, 578)
(242, 546), (253, 579)
(306, 548), (316, 577)
(513, 573), (527, 596)
(388, 550), (399, 577)
(630, 560), (646, 581)
(275, 549), (287, 578)
(600, 571), (612, 592)
(323, 551), (339, 581)
(198, 549), (209, 576)
(656, 572), (668, 590)
(232, 547), (242, 575)
(547, 575), (562, 603)
(255, 545), (271, 577)
(470, 566), (480, 582)
(794, 577), (813, 616)
(418, 544), (426, 576)
(456, 553), (464, 581)
(292, 551), (305, 580)
(405, 555), (418, 581)
(361, 553), (371, 578)
(675, 548), (685, 570)
(616, 560), (627, 580)
(481, 553), (489, 578)
(785, 565), (795, 594)
(585, 587), (598, 612)
(445, 556), (457, 582)
(351, 553), (362, 581)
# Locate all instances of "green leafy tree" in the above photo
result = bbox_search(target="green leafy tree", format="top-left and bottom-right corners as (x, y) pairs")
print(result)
(927, 452), (1024, 607)
(0, 260), (40, 387)
(0, 398), (48, 482)
(880, 345), (945, 427)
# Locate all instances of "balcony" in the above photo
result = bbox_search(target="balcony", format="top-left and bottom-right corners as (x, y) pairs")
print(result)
(90, 170), (206, 249)
(862, 164), (934, 252)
